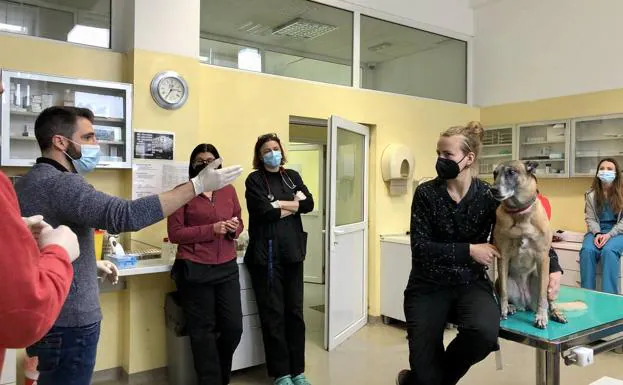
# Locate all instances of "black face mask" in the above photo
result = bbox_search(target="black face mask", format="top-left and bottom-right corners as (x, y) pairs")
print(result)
(435, 155), (467, 180)
(194, 163), (208, 173)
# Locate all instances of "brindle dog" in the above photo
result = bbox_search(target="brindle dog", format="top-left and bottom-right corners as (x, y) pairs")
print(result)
(491, 160), (567, 329)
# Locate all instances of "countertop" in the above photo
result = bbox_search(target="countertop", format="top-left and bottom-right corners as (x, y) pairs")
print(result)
(551, 240), (582, 251)
(380, 234), (410, 245)
(115, 254), (246, 277)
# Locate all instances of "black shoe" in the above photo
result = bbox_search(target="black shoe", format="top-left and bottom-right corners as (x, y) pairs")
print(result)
(395, 369), (410, 385)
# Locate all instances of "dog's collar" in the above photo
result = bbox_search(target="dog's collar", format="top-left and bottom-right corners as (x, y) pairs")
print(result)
(503, 195), (537, 215)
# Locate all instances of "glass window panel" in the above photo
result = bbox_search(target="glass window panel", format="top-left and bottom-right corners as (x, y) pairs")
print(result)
(335, 128), (364, 226)
(0, 0), (111, 49)
(360, 15), (467, 103)
(200, 0), (353, 86)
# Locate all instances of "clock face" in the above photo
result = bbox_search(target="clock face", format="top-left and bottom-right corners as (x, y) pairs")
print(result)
(150, 71), (188, 109)
(158, 77), (184, 104)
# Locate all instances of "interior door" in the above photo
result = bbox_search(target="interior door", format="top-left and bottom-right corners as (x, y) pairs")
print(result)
(288, 143), (325, 284)
(324, 116), (369, 351)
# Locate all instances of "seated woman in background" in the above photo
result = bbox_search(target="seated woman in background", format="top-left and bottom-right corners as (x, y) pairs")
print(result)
(580, 158), (623, 294)
(167, 143), (244, 385)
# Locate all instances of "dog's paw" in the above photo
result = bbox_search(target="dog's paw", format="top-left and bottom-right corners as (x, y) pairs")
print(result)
(507, 304), (518, 315)
(500, 302), (509, 320)
(534, 310), (548, 329)
(550, 308), (568, 324)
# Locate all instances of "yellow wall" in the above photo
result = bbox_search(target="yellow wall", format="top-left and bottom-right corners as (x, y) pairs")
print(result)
(480, 89), (623, 232)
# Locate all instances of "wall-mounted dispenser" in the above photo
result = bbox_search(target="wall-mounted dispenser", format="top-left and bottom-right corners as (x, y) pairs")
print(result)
(381, 144), (415, 196)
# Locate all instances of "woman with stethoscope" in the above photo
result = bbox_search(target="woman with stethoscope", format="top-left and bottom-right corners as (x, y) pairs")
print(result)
(244, 133), (314, 385)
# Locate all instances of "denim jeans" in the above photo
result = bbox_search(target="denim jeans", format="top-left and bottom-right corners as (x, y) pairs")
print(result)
(580, 233), (623, 294)
(26, 322), (100, 385)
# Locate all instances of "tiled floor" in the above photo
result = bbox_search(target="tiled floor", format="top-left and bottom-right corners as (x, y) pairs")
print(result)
(101, 283), (623, 384)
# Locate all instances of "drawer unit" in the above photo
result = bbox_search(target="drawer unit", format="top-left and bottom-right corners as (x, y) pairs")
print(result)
(233, 263), (265, 371)
(232, 314), (265, 371)
(240, 289), (258, 316)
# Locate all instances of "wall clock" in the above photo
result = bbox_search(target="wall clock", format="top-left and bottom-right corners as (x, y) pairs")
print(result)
(150, 71), (188, 110)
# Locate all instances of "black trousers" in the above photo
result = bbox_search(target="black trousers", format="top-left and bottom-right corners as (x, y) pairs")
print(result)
(248, 262), (306, 379)
(173, 259), (243, 385)
(403, 278), (500, 385)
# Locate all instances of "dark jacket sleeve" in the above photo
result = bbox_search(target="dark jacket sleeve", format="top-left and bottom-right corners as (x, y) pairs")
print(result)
(290, 170), (314, 214)
(245, 172), (281, 223)
(410, 186), (472, 266)
(549, 248), (563, 274)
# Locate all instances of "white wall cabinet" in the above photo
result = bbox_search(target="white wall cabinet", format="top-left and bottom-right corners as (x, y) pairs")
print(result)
(1, 70), (133, 168)
(571, 115), (623, 177)
(480, 125), (514, 176)
(516, 120), (570, 178)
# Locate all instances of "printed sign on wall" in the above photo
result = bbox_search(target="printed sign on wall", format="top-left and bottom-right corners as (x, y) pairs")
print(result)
(133, 130), (175, 160)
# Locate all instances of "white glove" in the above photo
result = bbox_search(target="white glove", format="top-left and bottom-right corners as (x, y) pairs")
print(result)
(271, 201), (281, 209)
(295, 191), (306, 201)
(190, 158), (243, 196)
(97, 260), (119, 285)
(39, 225), (80, 263)
(22, 215), (53, 241)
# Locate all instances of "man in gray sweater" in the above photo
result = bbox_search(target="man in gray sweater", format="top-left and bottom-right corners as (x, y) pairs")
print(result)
(15, 106), (243, 385)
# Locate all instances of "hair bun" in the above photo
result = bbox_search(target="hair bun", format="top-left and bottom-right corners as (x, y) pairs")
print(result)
(465, 121), (484, 140)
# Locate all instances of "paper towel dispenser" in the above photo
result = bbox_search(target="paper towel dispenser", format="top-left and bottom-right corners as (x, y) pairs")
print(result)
(381, 144), (415, 196)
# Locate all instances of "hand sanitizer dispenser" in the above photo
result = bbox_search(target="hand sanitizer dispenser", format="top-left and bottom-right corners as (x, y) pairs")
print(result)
(381, 144), (415, 196)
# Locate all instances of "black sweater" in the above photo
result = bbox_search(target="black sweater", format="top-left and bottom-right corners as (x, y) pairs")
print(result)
(408, 177), (561, 287)
(244, 168), (314, 265)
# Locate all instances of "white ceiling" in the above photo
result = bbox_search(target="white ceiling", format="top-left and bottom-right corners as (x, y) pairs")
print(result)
(200, 0), (462, 64)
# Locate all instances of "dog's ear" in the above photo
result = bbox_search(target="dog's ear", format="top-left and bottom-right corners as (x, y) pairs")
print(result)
(524, 161), (539, 174)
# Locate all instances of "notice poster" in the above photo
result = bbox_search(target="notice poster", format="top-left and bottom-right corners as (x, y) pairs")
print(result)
(134, 130), (175, 160)
(132, 160), (188, 200)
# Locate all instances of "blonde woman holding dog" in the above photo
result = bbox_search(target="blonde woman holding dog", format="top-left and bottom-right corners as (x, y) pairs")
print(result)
(580, 158), (623, 294)
(396, 121), (563, 385)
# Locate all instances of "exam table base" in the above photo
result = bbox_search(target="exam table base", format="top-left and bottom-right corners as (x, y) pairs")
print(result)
(536, 349), (560, 385)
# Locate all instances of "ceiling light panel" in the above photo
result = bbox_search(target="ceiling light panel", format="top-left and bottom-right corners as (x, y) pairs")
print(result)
(272, 18), (337, 39)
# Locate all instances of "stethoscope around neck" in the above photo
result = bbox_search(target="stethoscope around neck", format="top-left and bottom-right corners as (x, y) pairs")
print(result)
(262, 167), (296, 201)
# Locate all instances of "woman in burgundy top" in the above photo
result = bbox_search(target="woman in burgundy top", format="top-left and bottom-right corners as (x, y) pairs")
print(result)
(167, 143), (244, 385)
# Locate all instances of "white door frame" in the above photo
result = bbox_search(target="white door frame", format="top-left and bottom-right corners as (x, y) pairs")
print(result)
(324, 115), (369, 351)
(289, 143), (325, 284)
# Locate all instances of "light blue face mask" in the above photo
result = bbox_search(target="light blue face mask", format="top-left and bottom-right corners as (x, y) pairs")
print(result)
(263, 150), (282, 169)
(64, 138), (101, 174)
(598, 170), (616, 184)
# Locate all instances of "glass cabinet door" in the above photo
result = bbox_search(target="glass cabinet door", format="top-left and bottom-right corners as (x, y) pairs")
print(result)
(1, 70), (132, 168)
(517, 121), (570, 178)
(572, 115), (623, 177)
(480, 126), (514, 178)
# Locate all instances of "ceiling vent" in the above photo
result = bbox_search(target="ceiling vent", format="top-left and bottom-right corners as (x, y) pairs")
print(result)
(272, 18), (337, 39)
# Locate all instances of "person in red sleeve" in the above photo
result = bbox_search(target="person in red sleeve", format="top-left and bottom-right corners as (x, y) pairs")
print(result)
(167, 143), (244, 385)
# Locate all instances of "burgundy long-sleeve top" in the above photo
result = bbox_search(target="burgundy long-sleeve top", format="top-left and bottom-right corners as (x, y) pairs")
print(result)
(167, 184), (244, 265)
